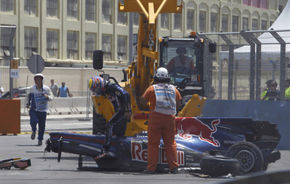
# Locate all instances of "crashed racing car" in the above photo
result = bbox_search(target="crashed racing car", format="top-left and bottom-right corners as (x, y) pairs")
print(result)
(45, 117), (281, 177)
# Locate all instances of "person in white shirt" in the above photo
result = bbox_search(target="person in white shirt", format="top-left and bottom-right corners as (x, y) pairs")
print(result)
(50, 79), (58, 97)
(26, 73), (53, 146)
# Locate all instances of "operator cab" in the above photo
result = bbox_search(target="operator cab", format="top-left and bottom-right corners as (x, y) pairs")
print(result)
(159, 37), (205, 97)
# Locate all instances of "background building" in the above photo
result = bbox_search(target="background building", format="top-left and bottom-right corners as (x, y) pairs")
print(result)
(0, 0), (285, 67)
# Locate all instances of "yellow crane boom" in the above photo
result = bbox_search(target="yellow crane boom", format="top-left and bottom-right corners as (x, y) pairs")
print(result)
(119, 0), (182, 107)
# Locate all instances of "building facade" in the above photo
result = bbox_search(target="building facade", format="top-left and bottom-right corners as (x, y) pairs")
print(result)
(0, 0), (283, 66)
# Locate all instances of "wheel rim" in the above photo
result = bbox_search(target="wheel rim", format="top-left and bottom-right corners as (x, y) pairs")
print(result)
(235, 150), (255, 173)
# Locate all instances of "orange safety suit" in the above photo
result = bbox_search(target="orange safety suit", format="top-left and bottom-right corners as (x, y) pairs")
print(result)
(142, 84), (182, 172)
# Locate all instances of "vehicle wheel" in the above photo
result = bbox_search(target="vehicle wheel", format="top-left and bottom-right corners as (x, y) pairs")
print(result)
(93, 107), (106, 135)
(200, 155), (240, 177)
(225, 141), (264, 174)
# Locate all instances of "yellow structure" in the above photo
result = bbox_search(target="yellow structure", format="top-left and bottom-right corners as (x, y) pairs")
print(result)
(92, 0), (210, 136)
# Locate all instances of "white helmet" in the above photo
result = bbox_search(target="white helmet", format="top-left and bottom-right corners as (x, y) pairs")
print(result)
(155, 67), (169, 79)
(34, 73), (44, 80)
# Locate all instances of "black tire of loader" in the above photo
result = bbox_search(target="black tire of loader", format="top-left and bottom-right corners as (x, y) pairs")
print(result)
(92, 107), (107, 135)
(225, 141), (264, 174)
(200, 155), (240, 177)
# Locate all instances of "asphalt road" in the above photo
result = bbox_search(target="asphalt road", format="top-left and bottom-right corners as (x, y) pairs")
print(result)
(0, 118), (289, 184)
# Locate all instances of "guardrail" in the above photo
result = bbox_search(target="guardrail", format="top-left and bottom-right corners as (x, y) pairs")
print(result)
(20, 96), (92, 115)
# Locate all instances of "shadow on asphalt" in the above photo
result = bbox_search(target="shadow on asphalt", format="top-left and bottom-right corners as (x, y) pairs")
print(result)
(16, 144), (42, 147)
(36, 156), (80, 161)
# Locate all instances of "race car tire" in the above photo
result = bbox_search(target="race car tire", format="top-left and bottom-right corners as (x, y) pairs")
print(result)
(200, 155), (240, 177)
(225, 141), (264, 174)
(93, 108), (107, 135)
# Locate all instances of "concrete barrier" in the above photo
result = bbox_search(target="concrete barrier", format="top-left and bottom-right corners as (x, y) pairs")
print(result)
(202, 100), (290, 150)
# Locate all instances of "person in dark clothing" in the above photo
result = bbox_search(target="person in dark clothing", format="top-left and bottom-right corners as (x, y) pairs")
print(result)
(88, 75), (131, 151)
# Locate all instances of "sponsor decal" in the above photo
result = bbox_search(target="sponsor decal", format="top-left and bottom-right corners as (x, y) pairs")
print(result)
(176, 117), (221, 147)
(131, 142), (184, 165)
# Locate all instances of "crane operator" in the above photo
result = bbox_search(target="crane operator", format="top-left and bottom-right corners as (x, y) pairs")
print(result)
(88, 75), (131, 151)
(167, 47), (195, 76)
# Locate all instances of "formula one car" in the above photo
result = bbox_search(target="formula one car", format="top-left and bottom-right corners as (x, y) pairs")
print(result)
(45, 117), (281, 177)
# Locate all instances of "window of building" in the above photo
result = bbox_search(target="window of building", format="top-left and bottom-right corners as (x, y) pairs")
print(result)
(0, 27), (14, 57)
(252, 18), (258, 30)
(24, 27), (38, 58)
(46, 29), (59, 59)
(251, 0), (259, 7)
(117, 35), (127, 60)
(85, 0), (96, 21)
(102, 34), (112, 61)
(0, 0), (14, 13)
(46, 0), (59, 18)
(161, 14), (169, 29)
(67, 31), (79, 59)
(260, 0), (268, 9)
(67, 0), (78, 19)
(187, 9), (195, 31)
(118, 11), (127, 25)
(243, 0), (268, 9)
(242, 17), (249, 30)
(24, 0), (37, 16)
(174, 13), (182, 30)
(261, 20), (268, 30)
(85, 32), (96, 60)
(133, 13), (139, 26)
(210, 12), (218, 32)
(102, 0), (112, 23)
(232, 15), (239, 32)
(199, 11), (206, 32)
(243, 0), (250, 5)
(222, 14), (229, 32)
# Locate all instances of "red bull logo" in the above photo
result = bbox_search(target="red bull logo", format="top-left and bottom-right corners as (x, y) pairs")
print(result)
(176, 117), (221, 147)
(131, 142), (184, 165)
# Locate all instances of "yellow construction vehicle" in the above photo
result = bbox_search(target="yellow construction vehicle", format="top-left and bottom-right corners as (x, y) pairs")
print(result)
(92, 0), (216, 136)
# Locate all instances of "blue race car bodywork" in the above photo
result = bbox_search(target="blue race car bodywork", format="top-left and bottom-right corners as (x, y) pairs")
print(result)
(45, 117), (280, 175)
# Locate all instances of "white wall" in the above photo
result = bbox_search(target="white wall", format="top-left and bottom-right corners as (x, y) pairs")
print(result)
(0, 66), (124, 94)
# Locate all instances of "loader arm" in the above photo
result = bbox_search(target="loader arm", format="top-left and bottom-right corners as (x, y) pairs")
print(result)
(117, 0), (183, 136)
(119, 0), (182, 111)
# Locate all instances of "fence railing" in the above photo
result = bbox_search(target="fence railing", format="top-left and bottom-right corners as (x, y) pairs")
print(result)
(20, 96), (92, 116)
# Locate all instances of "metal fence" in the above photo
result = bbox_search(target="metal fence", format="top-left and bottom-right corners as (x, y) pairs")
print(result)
(20, 96), (92, 116)
(198, 29), (290, 100)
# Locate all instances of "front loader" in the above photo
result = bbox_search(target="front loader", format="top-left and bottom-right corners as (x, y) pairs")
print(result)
(92, 0), (218, 136)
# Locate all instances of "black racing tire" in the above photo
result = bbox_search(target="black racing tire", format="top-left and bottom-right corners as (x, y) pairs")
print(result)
(200, 155), (240, 177)
(225, 141), (264, 174)
(92, 107), (107, 135)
